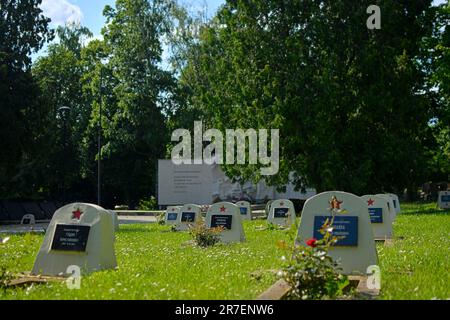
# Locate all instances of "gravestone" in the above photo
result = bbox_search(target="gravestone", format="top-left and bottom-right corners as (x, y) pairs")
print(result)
(32, 203), (117, 276)
(236, 201), (252, 221)
(297, 191), (378, 275)
(265, 200), (273, 217)
(376, 194), (396, 221)
(438, 191), (450, 209)
(389, 194), (401, 215)
(107, 210), (120, 232)
(21, 214), (36, 225)
(165, 206), (181, 225)
(361, 195), (393, 240)
(206, 202), (245, 243)
(176, 204), (201, 231)
(267, 199), (296, 227)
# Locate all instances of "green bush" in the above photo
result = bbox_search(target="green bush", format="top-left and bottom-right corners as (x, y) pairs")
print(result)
(278, 215), (349, 300)
(138, 196), (157, 210)
(189, 221), (224, 248)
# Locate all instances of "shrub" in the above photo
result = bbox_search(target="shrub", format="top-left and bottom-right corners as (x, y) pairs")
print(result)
(189, 221), (224, 248)
(138, 196), (157, 210)
(0, 265), (13, 291)
(278, 214), (349, 300)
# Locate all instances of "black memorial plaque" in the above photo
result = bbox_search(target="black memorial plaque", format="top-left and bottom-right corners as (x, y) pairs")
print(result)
(211, 215), (232, 230)
(51, 224), (91, 252)
(274, 207), (289, 218)
(22, 218), (31, 225)
(181, 212), (196, 222)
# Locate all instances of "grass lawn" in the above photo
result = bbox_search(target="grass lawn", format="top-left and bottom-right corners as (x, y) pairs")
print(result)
(0, 203), (449, 300)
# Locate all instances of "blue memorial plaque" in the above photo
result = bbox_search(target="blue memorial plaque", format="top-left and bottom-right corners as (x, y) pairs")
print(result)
(369, 208), (383, 224)
(181, 212), (195, 222)
(313, 216), (358, 246)
(274, 207), (289, 218)
(441, 195), (450, 202)
(239, 207), (248, 215)
(211, 215), (232, 230)
(167, 213), (178, 221)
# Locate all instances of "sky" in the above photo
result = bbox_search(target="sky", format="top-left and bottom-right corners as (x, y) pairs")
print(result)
(36, 0), (447, 61)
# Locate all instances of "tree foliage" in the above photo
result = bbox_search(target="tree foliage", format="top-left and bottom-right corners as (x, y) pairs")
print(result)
(0, 0), (53, 198)
(179, 0), (444, 196)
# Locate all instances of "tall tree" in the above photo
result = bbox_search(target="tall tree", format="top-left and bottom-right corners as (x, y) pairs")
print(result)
(96, 0), (177, 207)
(180, 0), (438, 196)
(422, 2), (450, 184)
(32, 24), (93, 201)
(0, 0), (53, 198)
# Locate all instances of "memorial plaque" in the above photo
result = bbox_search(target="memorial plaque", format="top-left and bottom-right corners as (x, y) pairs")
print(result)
(239, 207), (248, 215)
(23, 218), (31, 225)
(181, 212), (195, 222)
(32, 203), (117, 276)
(313, 216), (358, 247)
(441, 195), (450, 202)
(211, 215), (233, 230)
(298, 192), (378, 275)
(369, 208), (383, 224)
(51, 224), (91, 252)
(167, 213), (178, 221)
(206, 202), (245, 243)
(274, 207), (289, 218)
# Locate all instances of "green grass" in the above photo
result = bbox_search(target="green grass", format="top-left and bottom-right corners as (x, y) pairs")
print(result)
(0, 203), (449, 300)
(378, 203), (450, 300)
(0, 221), (290, 300)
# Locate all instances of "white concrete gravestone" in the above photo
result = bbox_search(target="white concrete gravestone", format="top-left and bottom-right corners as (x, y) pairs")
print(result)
(297, 191), (378, 275)
(267, 199), (296, 227)
(21, 214), (36, 225)
(32, 203), (117, 276)
(206, 202), (245, 243)
(438, 191), (450, 209)
(107, 210), (120, 232)
(361, 195), (393, 240)
(165, 206), (181, 225)
(236, 201), (252, 221)
(176, 204), (201, 231)
(389, 194), (401, 215)
(376, 194), (396, 222)
(265, 200), (273, 217)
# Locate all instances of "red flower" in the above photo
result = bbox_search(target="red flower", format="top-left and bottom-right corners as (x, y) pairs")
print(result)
(306, 238), (318, 248)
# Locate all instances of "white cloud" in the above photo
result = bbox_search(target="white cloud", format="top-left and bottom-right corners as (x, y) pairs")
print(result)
(40, 0), (84, 26)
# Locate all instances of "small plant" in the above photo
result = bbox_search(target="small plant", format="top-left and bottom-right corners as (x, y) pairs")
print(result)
(189, 221), (224, 248)
(0, 266), (13, 291)
(157, 212), (166, 225)
(278, 214), (349, 300)
(138, 196), (157, 210)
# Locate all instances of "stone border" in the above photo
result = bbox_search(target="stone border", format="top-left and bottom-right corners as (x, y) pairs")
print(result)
(256, 276), (380, 300)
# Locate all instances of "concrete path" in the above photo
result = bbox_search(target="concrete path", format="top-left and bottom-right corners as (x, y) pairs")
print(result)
(0, 216), (157, 234)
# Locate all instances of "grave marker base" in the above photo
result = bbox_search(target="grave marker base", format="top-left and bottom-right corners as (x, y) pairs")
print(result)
(257, 276), (380, 300)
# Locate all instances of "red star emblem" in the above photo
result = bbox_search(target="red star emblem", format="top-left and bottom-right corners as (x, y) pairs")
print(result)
(367, 198), (375, 206)
(72, 209), (83, 220)
(280, 202), (284, 206)
(220, 206), (226, 212)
